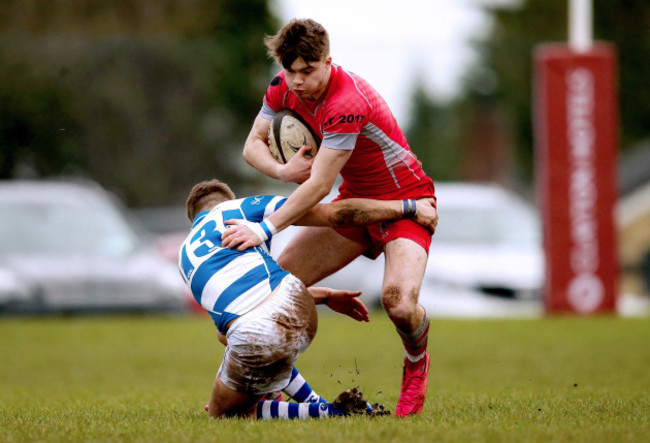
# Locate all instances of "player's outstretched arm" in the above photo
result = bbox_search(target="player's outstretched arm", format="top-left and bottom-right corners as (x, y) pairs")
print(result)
(309, 287), (369, 322)
(221, 197), (438, 251)
(298, 197), (438, 233)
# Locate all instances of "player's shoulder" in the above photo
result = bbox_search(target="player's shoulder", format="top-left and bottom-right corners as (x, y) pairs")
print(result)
(214, 197), (246, 210)
(241, 194), (276, 205)
(264, 70), (292, 110)
(320, 66), (372, 131)
(240, 195), (286, 212)
(330, 66), (363, 94)
(266, 70), (288, 93)
(327, 66), (372, 108)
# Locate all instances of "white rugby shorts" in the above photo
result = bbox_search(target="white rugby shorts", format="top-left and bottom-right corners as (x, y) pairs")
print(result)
(217, 274), (318, 395)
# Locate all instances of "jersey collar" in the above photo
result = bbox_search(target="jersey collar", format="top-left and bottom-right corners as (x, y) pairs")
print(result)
(192, 211), (210, 227)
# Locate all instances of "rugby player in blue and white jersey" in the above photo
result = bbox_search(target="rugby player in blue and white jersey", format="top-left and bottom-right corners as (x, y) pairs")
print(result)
(178, 179), (437, 419)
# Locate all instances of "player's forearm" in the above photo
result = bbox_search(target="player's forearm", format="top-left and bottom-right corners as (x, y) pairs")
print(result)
(313, 199), (403, 227)
(262, 146), (350, 236)
(297, 198), (437, 232)
(243, 136), (283, 180)
(243, 116), (286, 180)
(308, 287), (329, 305)
(266, 177), (331, 232)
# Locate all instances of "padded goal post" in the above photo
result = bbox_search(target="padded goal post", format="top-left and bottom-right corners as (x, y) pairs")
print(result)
(533, 42), (619, 314)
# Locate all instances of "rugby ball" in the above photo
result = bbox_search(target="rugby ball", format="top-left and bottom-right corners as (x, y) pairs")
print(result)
(268, 109), (321, 164)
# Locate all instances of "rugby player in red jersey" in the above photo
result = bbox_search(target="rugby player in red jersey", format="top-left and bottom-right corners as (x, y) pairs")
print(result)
(222, 18), (437, 417)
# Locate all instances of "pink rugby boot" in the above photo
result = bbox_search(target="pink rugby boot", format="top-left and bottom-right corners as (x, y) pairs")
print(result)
(395, 352), (430, 417)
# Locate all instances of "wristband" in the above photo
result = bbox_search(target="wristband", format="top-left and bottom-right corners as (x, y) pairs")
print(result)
(233, 220), (270, 243)
(402, 199), (417, 218)
(248, 222), (268, 242)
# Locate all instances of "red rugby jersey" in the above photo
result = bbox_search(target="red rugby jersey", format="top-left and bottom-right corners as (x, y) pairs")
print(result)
(262, 64), (434, 199)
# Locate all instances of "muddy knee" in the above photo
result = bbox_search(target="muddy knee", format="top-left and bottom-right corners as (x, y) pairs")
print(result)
(381, 285), (420, 328)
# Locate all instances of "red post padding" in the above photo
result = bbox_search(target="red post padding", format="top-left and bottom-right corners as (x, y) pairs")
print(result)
(533, 43), (619, 314)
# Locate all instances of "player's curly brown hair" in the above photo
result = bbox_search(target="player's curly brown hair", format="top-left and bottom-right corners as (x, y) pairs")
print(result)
(264, 18), (330, 69)
(185, 179), (236, 222)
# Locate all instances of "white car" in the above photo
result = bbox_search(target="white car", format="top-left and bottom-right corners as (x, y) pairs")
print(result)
(0, 179), (188, 314)
(272, 182), (544, 316)
(420, 182), (544, 317)
(426, 182), (543, 298)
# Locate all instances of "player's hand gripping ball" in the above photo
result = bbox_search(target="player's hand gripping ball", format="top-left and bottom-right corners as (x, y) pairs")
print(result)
(268, 109), (321, 164)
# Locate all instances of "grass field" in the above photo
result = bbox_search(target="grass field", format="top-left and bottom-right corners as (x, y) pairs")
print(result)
(1, 311), (648, 442)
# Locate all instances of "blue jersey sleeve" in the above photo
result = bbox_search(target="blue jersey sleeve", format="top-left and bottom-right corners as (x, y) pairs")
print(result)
(236, 195), (287, 222)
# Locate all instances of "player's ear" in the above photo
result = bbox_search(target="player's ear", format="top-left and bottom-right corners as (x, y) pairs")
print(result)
(324, 56), (332, 67)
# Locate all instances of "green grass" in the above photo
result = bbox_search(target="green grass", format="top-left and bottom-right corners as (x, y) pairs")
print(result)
(0, 312), (648, 442)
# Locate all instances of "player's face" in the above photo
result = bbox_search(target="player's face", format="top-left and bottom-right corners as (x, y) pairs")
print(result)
(285, 56), (331, 101)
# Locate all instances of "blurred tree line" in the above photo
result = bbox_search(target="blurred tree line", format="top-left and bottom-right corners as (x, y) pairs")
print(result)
(406, 0), (650, 191)
(0, 0), (277, 205)
(2, 0), (648, 205)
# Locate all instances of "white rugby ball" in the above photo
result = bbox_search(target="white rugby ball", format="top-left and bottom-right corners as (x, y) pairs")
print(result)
(268, 109), (320, 164)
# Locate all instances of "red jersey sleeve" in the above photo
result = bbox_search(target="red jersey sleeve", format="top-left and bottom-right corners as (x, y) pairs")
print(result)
(263, 71), (290, 113)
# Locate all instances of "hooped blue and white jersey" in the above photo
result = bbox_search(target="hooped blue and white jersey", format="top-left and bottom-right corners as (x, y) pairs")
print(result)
(178, 195), (289, 333)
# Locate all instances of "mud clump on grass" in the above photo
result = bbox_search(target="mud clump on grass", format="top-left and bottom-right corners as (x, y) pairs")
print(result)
(331, 387), (391, 417)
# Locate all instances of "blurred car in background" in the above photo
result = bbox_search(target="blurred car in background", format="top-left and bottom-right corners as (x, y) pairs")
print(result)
(0, 179), (189, 314)
(423, 182), (543, 304)
(272, 182), (543, 313)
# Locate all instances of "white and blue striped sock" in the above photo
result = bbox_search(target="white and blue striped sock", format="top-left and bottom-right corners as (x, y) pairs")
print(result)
(283, 367), (324, 403)
(256, 400), (344, 420)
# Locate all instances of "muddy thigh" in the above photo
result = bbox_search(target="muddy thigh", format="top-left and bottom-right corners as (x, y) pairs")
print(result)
(219, 276), (318, 395)
(223, 346), (294, 394)
(272, 275), (318, 353)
